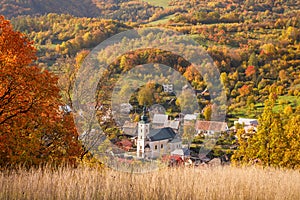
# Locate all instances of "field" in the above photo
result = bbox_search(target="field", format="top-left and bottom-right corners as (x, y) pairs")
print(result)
(147, 14), (175, 25)
(143, 0), (170, 8)
(1, 166), (300, 200)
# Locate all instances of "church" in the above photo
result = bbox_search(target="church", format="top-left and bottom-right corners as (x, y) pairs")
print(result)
(136, 107), (182, 159)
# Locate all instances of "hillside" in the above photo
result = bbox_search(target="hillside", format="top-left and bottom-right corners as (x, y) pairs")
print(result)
(0, 0), (101, 18)
(7, 0), (299, 125)
(0, 0), (161, 22)
(1, 0), (300, 169)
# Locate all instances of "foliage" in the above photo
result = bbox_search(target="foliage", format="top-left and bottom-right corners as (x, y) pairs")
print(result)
(232, 95), (300, 169)
(11, 14), (130, 57)
(1, 0), (160, 23)
(137, 81), (156, 106)
(2, 0), (300, 166)
(0, 16), (83, 168)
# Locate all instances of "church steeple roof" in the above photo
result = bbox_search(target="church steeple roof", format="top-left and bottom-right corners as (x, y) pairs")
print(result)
(140, 106), (149, 123)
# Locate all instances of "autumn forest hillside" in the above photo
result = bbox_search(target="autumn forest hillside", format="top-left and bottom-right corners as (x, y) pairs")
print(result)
(7, 0), (300, 122)
(0, 0), (300, 169)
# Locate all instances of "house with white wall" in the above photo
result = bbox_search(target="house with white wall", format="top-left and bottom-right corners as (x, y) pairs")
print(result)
(234, 118), (258, 133)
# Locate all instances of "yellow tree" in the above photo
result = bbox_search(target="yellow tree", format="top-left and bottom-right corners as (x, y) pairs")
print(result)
(232, 95), (300, 169)
(282, 113), (300, 169)
(232, 95), (286, 167)
(137, 81), (155, 106)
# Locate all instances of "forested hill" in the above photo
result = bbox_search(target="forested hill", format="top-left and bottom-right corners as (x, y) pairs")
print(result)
(0, 0), (101, 18)
(0, 0), (161, 22)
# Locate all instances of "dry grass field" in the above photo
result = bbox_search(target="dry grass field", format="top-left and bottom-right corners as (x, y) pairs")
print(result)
(1, 165), (299, 200)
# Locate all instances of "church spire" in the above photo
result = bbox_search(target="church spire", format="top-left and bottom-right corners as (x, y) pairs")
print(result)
(140, 105), (149, 123)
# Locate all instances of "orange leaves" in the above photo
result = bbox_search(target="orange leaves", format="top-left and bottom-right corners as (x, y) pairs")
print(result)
(245, 65), (256, 77)
(0, 16), (83, 168)
(238, 85), (251, 96)
(0, 16), (36, 68)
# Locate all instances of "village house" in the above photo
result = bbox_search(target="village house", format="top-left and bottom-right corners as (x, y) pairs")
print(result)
(183, 114), (198, 122)
(234, 118), (258, 133)
(151, 113), (181, 132)
(152, 113), (168, 129)
(163, 120), (180, 133)
(162, 84), (174, 93)
(122, 121), (138, 136)
(195, 120), (228, 135)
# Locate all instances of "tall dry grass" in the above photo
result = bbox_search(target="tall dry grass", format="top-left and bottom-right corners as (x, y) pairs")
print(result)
(0, 165), (299, 200)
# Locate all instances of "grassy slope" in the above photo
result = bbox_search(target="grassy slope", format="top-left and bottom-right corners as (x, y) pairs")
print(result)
(143, 0), (170, 8)
(1, 166), (300, 199)
(143, 0), (173, 25)
(147, 14), (176, 25)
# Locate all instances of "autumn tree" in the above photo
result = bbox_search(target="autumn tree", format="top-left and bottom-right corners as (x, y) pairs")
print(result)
(0, 16), (83, 168)
(203, 104), (212, 121)
(137, 81), (155, 106)
(245, 65), (256, 77)
(57, 50), (89, 108)
(176, 88), (198, 114)
(232, 95), (300, 169)
(183, 121), (196, 149)
(238, 85), (251, 97)
(282, 113), (300, 168)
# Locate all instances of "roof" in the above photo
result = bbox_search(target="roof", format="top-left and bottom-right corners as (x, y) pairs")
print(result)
(122, 121), (138, 136)
(164, 120), (180, 130)
(120, 103), (133, 113)
(122, 121), (138, 129)
(116, 139), (132, 147)
(171, 148), (190, 156)
(152, 114), (168, 124)
(148, 127), (176, 141)
(140, 106), (149, 123)
(235, 118), (258, 126)
(195, 120), (228, 132)
(184, 114), (197, 121)
(169, 136), (181, 143)
(60, 105), (72, 113)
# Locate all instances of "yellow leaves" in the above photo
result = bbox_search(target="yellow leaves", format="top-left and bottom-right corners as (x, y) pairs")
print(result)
(233, 102), (300, 169)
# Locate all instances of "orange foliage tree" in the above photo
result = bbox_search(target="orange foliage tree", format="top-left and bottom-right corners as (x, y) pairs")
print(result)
(0, 16), (83, 168)
(245, 65), (256, 77)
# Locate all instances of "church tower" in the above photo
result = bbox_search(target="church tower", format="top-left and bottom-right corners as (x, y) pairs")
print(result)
(137, 106), (150, 158)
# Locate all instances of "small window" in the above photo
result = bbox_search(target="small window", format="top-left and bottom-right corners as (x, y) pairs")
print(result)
(161, 144), (163, 149)
(140, 146), (142, 150)
(155, 145), (158, 150)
